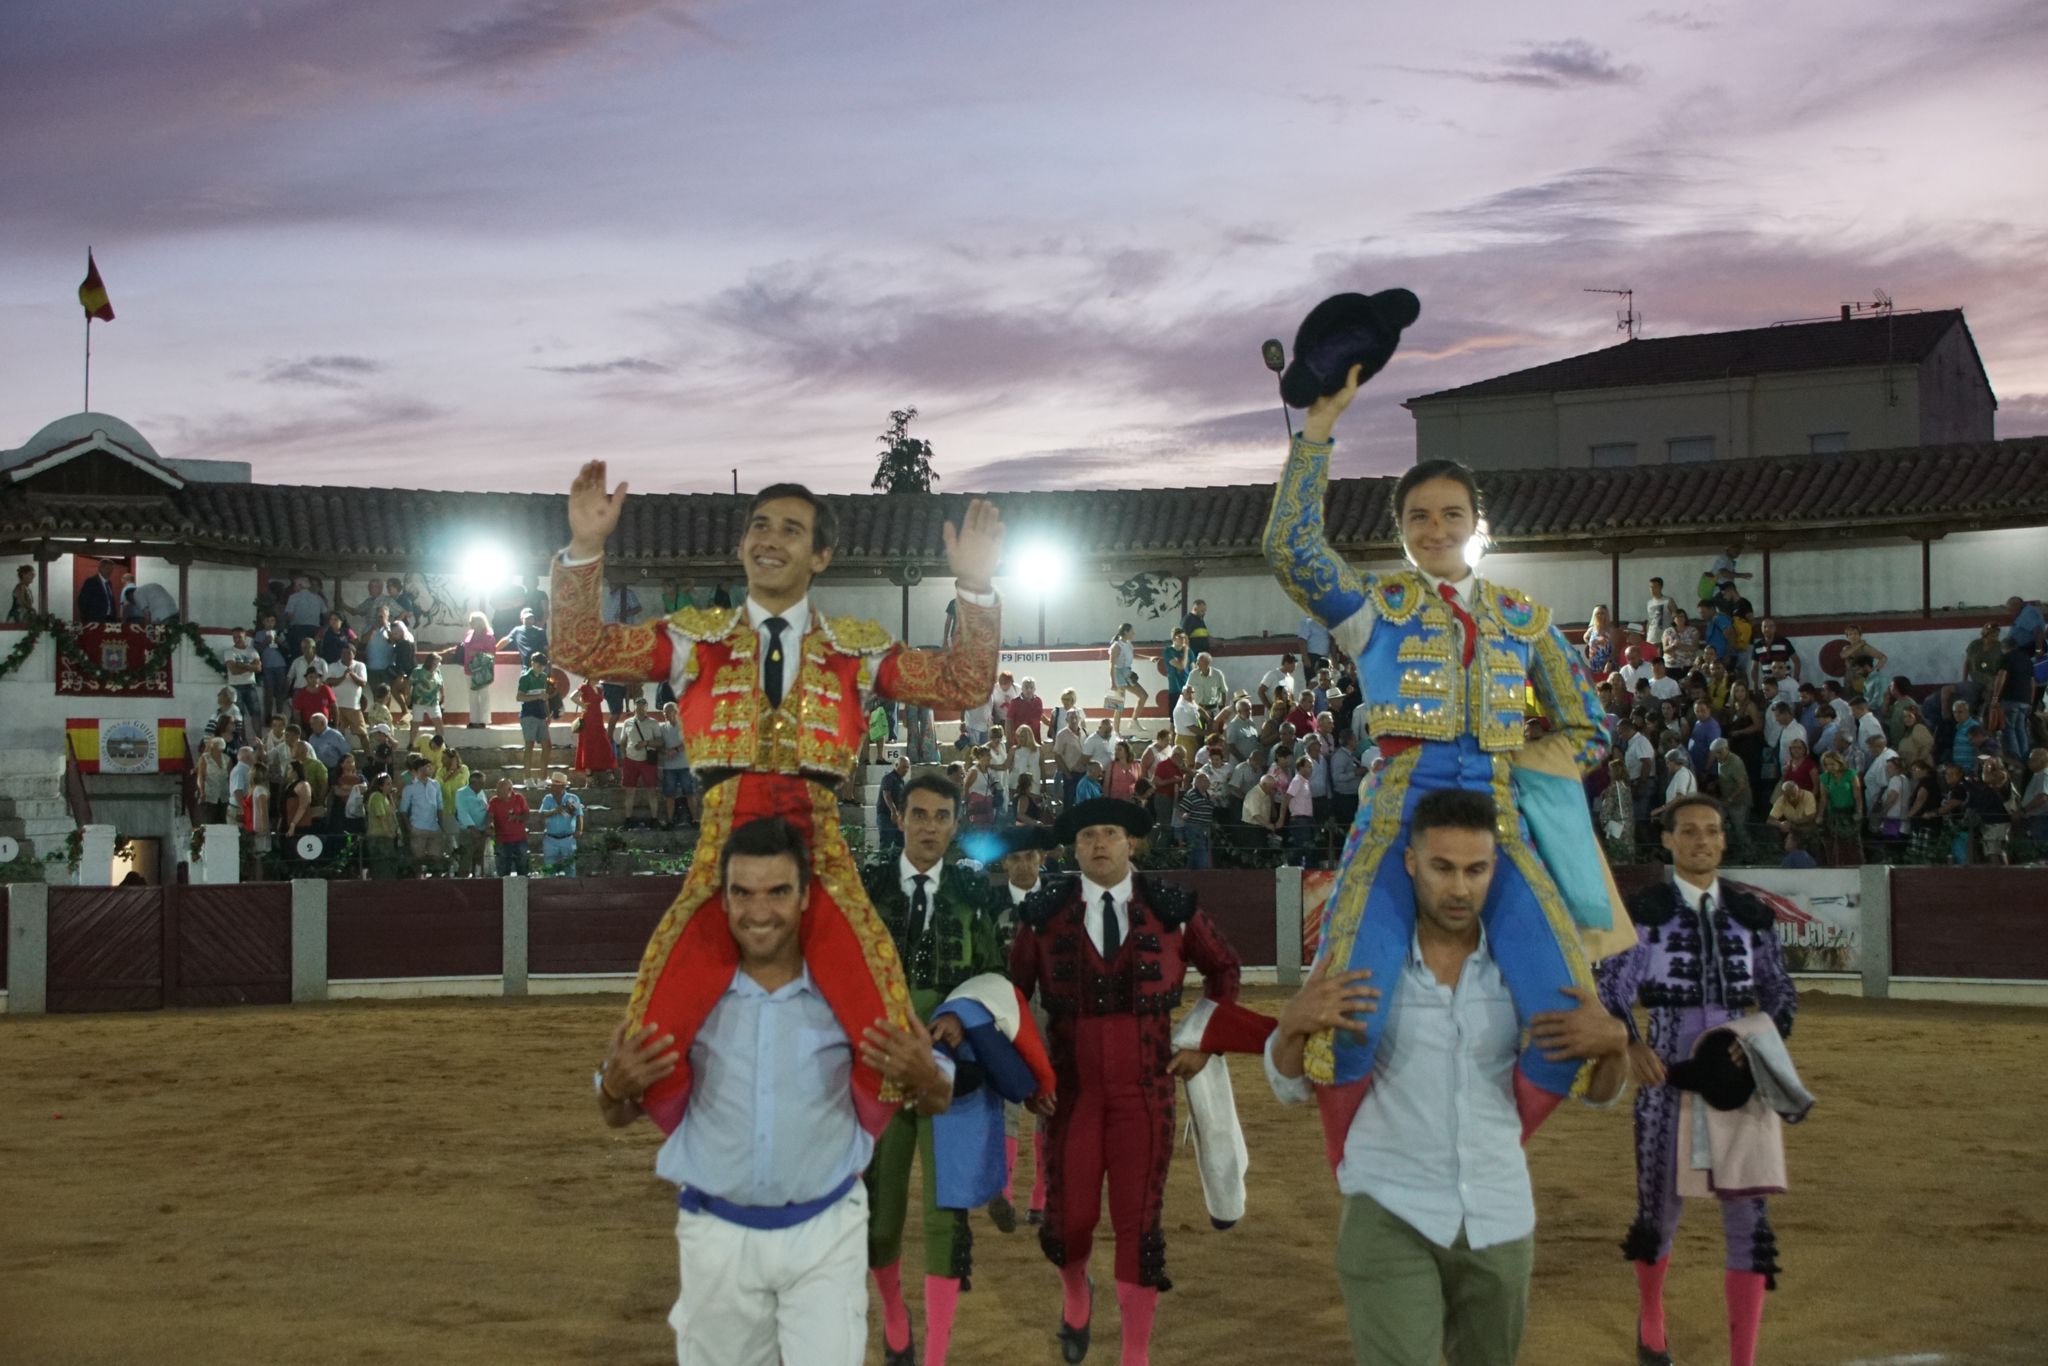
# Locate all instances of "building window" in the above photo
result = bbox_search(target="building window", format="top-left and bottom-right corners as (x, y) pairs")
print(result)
(1590, 442), (1637, 468)
(1809, 431), (1849, 454)
(1667, 436), (1715, 463)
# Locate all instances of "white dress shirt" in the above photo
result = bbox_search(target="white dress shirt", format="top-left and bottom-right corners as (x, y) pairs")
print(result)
(1079, 872), (1133, 958)
(1330, 568), (1478, 663)
(898, 852), (944, 908)
(1265, 927), (1532, 1250)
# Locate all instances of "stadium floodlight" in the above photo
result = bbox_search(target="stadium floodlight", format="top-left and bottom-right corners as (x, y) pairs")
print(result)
(458, 541), (515, 593)
(1007, 540), (1069, 594)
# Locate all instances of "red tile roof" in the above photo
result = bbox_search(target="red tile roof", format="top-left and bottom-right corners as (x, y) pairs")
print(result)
(1, 437), (2043, 568)
(1406, 310), (1981, 405)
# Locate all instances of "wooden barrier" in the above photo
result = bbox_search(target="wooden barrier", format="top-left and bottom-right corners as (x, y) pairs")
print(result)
(1889, 867), (2048, 980)
(327, 879), (505, 980)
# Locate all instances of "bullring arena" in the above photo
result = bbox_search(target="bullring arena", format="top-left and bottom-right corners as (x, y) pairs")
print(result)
(5, 961), (2046, 1362)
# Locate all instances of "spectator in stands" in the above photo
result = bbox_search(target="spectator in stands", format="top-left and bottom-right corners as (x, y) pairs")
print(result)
(1283, 756), (1316, 864)
(203, 685), (244, 751)
(1862, 734), (1900, 832)
(1050, 688), (1085, 740)
(1075, 760), (1104, 804)
(1106, 622), (1147, 725)
(1084, 715), (1118, 775)
(1009, 677), (1045, 740)
(1171, 687), (1204, 766)
(657, 701), (696, 831)
(279, 760), (315, 846)
(1686, 699), (1722, 776)
(489, 777), (531, 876)
(1940, 698), (1986, 776)
(1224, 698), (1260, 760)
(1187, 653), (1228, 726)
(1664, 610), (1701, 672)
(305, 712), (350, 773)
(1840, 624), (1888, 686)
(1614, 644), (1647, 697)
(1767, 780), (1818, 848)
(1052, 711), (1088, 805)
(988, 670), (1020, 738)
(253, 611), (290, 716)
(452, 770), (490, 876)
(1597, 757), (1634, 848)
(281, 576), (328, 655)
(1298, 610), (1333, 676)
(877, 755), (909, 853)
(458, 612), (496, 729)
(1106, 741), (1142, 801)
(291, 668), (337, 731)
(1259, 653), (1306, 711)
(1181, 597), (1210, 657)
(2018, 748), (2048, 852)
(1710, 545), (1752, 597)
(2006, 595), (2044, 651)
(538, 772), (583, 870)
(325, 643), (367, 751)
(407, 655), (448, 753)
(353, 772), (395, 875)
(1282, 687), (1316, 740)
(1697, 599), (1732, 663)
(1162, 630), (1193, 707)
(77, 558), (121, 623)
(1619, 716), (1656, 831)
(1848, 695), (1886, 752)
(499, 607), (548, 667)
(516, 652), (554, 783)
(1992, 638), (2040, 761)
(612, 694), (663, 829)
(316, 611), (356, 667)
(1581, 605), (1615, 676)
(1177, 771), (1216, 869)
(193, 736), (230, 823)
(1644, 577), (1673, 647)
(1011, 723), (1045, 788)
(287, 635), (323, 694)
(214, 627), (264, 729)
(1012, 771), (1050, 828)
(1970, 757), (2017, 863)
(1952, 621), (2005, 715)
(1647, 658), (1681, 703)
(6, 564), (31, 623)
(1242, 770), (1284, 846)
(225, 744), (256, 818)
(1816, 750), (1862, 864)
(1896, 704), (1934, 772)
(1651, 748), (1696, 821)
(1748, 617), (1797, 690)
(289, 737), (328, 812)
(1149, 734), (1184, 832)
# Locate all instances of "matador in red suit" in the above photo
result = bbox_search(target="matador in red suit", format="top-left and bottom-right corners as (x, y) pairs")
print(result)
(552, 463), (1004, 1139)
(1007, 797), (1275, 1365)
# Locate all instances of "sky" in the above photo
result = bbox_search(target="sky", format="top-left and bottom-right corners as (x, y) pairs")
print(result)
(3, 0), (2047, 495)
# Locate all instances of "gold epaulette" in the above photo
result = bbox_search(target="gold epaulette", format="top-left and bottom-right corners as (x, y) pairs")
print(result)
(666, 605), (743, 641)
(818, 614), (894, 655)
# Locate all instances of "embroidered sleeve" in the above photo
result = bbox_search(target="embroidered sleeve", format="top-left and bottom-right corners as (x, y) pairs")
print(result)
(1593, 937), (1651, 1041)
(875, 590), (1001, 709)
(1751, 928), (1798, 1040)
(1179, 908), (1243, 1005)
(1262, 434), (1375, 654)
(1527, 617), (1611, 773)
(547, 553), (674, 683)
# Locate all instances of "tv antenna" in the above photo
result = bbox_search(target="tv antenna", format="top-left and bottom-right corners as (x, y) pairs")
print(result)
(1584, 287), (1639, 341)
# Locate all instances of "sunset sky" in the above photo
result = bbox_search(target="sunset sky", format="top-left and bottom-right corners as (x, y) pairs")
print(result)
(4, 0), (2045, 494)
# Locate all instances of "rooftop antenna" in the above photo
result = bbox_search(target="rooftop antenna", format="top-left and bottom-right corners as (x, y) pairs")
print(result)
(1584, 287), (1639, 341)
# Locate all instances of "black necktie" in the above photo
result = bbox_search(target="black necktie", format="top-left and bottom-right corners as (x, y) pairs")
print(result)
(908, 873), (931, 948)
(763, 616), (789, 707)
(1100, 890), (1121, 960)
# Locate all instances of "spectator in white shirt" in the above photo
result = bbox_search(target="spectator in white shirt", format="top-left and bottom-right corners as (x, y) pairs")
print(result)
(1644, 577), (1673, 647)
(1652, 749), (1697, 819)
(1107, 622), (1147, 725)
(1259, 654), (1305, 711)
(287, 637), (325, 694)
(1615, 645), (1648, 696)
(1171, 688), (1204, 764)
(330, 644), (371, 751)
(1647, 659), (1682, 702)
(1082, 716), (1118, 772)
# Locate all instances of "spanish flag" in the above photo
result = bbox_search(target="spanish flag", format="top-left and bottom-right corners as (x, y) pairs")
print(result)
(79, 252), (114, 322)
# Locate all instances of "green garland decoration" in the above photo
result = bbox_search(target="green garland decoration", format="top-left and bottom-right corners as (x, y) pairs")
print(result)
(0, 611), (230, 688)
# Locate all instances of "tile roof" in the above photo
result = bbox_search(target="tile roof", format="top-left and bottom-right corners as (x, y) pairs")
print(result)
(1, 437), (2043, 568)
(1406, 310), (1978, 405)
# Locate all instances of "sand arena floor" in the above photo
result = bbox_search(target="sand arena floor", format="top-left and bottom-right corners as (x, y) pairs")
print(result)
(3, 988), (2045, 1365)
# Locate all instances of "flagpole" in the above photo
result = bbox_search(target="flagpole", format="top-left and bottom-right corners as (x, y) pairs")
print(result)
(83, 246), (93, 412)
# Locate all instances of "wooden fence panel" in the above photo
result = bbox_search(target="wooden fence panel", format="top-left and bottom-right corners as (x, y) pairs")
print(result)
(327, 880), (504, 979)
(46, 887), (162, 1012)
(529, 876), (684, 975)
(1890, 867), (2048, 980)
(176, 884), (294, 1006)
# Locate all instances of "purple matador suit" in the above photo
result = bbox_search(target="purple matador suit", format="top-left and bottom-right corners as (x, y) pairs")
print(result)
(1595, 877), (1798, 1286)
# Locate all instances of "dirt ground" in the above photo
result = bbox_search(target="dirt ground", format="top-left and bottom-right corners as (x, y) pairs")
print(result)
(3, 988), (2045, 1366)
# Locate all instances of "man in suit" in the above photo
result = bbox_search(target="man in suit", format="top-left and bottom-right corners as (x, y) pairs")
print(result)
(76, 558), (120, 623)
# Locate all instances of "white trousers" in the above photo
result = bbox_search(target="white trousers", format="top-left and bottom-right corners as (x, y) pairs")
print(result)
(669, 1184), (868, 1366)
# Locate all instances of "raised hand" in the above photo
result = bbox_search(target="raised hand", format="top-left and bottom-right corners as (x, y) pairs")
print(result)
(944, 498), (1005, 593)
(1301, 363), (1365, 445)
(568, 460), (630, 560)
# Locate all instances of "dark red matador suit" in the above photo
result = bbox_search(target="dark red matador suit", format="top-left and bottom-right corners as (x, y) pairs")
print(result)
(1007, 871), (1273, 1357)
(549, 553), (999, 1135)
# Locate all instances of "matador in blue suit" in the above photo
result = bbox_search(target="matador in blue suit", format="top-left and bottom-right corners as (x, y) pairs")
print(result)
(1262, 288), (1620, 1157)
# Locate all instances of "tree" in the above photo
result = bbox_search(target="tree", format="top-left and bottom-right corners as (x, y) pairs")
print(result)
(871, 407), (939, 494)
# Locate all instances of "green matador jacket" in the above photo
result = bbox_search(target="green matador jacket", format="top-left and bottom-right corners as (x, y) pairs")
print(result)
(859, 857), (1011, 1019)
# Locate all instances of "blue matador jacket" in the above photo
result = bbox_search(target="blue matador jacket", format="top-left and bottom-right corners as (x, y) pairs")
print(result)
(1263, 433), (1614, 1137)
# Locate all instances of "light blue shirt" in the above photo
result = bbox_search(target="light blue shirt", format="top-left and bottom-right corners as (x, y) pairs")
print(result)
(652, 968), (954, 1205)
(1299, 614), (1332, 657)
(397, 778), (443, 833)
(364, 629), (395, 673)
(1266, 928), (1533, 1250)
(455, 785), (490, 831)
(307, 726), (350, 771)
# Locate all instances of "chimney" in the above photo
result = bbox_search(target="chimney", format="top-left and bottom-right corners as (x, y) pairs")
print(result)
(1840, 305), (1853, 322)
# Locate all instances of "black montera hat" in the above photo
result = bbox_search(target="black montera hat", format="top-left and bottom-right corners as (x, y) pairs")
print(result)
(1280, 288), (1422, 410)
(1054, 797), (1153, 845)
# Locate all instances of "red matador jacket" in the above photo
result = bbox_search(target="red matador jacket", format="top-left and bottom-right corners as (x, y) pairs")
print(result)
(1008, 873), (1274, 1289)
(549, 553), (999, 1136)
